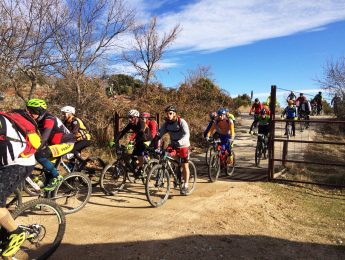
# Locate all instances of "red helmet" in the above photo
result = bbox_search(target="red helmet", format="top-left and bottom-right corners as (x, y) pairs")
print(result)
(141, 112), (150, 118)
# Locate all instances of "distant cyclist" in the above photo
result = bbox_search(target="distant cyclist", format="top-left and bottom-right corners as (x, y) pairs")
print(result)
(281, 100), (298, 136)
(61, 106), (92, 164)
(26, 99), (75, 191)
(249, 98), (262, 134)
(314, 91), (323, 115)
(286, 91), (296, 103)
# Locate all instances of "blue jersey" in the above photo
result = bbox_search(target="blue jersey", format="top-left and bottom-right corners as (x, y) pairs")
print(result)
(284, 106), (297, 119)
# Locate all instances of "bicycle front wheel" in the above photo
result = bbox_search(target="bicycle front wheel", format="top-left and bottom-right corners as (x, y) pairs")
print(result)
(185, 161), (197, 195)
(145, 164), (170, 207)
(208, 154), (220, 182)
(100, 161), (126, 195)
(53, 172), (92, 214)
(226, 151), (236, 176)
(10, 198), (66, 260)
(255, 142), (262, 167)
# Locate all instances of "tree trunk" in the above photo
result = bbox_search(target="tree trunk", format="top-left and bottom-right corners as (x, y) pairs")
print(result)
(75, 79), (81, 108)
(28, 76), (38, 99)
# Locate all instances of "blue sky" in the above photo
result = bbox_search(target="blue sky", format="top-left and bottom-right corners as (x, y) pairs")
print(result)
(120, 0), (345, 103)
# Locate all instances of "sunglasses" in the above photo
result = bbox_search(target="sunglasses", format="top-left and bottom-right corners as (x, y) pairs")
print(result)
(166, 112), (174, 115)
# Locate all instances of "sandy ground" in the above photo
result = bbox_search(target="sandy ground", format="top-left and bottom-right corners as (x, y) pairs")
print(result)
(49, 114), (345, 260)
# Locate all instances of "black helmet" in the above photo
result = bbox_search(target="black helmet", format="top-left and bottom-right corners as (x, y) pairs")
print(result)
(300, 93), (303, 96)
(255, 98), (259, 102)
(165, 105), (177, 113)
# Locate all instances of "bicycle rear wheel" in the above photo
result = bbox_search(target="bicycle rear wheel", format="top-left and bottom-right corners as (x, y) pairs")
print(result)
(80, 157), (106, 188)
(53, 172), (92, 214)
(100, 161), (126, 195)
(145, 164), (170, 207)
(208, 154), (220, 182)
(226, 151), (236, 176)
(255, 142), (262, 167)
(10, 198), (65, 260)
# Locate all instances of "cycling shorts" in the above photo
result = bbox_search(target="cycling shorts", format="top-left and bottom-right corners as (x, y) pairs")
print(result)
(0, 165), (33, 207)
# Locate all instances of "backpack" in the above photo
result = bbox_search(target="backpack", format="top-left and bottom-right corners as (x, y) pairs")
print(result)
(164, 116), (182, 133)
(0, 111), (39, 157)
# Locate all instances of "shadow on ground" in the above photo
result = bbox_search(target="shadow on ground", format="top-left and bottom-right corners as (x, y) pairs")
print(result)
(52, 234), (345, 259)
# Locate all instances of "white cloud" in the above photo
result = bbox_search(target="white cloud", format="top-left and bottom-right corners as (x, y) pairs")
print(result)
(132, 0), (345, 52)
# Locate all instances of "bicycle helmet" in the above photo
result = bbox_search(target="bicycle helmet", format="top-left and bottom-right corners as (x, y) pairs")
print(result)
(165, 105), (177, 113)
(260, 108), (267, 115)
(141, 112), (150, 118)
(217, 108), (227, 116)
(255, 98), (259, 102)
(26, 98), (47, 116)
(128, 109), (140, 117)
(209, 112), (217, 120)
(61, 106), (75, 115)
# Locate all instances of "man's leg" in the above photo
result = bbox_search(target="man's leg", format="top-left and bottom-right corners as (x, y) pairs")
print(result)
(179, 147), (190, 195)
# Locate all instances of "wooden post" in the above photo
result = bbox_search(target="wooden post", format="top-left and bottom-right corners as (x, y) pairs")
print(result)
(268, 85), (276, 180)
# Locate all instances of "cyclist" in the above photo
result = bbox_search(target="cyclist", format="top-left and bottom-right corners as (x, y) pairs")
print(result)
(286, 91), (296, 103)
(295, 93), (306, 108)
(26, 99), (75, 191)
(281, 100), (298, 136)
(206, 108), (235, 164)
(297, 97), (311, 128)
(257, 108), (270, 148)
(61, 106), (92, 165)
(115, 109), (152, 178)
(314, 91), (323, 115)
(151, 105), (191, 195)
(249, 98), (262, 134)
(203, 112), (217, 139)
(0, 109), (41, 257)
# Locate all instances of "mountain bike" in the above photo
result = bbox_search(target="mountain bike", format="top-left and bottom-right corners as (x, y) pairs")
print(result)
(23, 156), (92, 214)
(208, 139), (236, 182)
(255, 134), (268, 167)
(0, 198), (65, 259)
(100, 145), (159, 195)
(145, 147), (197, 207)
(5, 189), (22, 211)
(298, 110), (309, 132)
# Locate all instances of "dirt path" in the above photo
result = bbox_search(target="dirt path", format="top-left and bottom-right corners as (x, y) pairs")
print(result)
(51, 114), (345, 260)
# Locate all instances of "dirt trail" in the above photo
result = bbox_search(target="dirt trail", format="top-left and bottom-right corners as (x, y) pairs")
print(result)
(50, 114), (345, 260)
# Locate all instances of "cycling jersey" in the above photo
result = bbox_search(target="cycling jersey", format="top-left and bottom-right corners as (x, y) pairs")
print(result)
(130, 119), (157, 141)
(207, 119), (235, 139)
(296, 96), (306, 106)
(250, 102), (262, 114)
(283, 106), (298, 119)
(64, 116), (91, 141)
(157, 117), (190, 148)
(117, 118), (151, 143)
(37, 113), (75, 145)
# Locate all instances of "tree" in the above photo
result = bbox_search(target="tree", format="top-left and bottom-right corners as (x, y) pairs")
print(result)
(0, 0), (65, 101)
(49, 0), (135, 107)
(317, 57), (345, 118)
(183, 65), (214, 86)
(123, 16), (180, 93)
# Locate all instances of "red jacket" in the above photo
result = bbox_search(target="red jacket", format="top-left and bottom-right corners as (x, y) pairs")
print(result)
(130, 119), (158, 141)
(250, 103), (263, 114)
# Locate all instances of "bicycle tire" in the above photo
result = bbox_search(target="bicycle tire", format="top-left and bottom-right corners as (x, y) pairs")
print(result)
(100, 161), (126, 195)
(255, 142), (262, 167)
(185, 161), (197, 195)
(53, 171), (92, 214)
(145, 164), (170, 207)
(6, 189), (22, 210)
(10, 198), (66, 260)
(205, 146), (215, 166)
(80, 157), (106, 188)
(208, 154), (220, 182)
(226, 151), (236, 176)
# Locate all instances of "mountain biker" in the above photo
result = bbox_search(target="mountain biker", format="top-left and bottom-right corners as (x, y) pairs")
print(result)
(314, 91), (323, 115)
(206, 108), (235, 164)
(297, 97), (311, 128)
(0, 109), (41, 257)
(286, 91), (296, 103)
(281, 100), (298, 136)
(151, 105), (191, 195)
(26, 99), (75, 191)
(257, 108), (270, 146)
(295, 93), (306, 108)
(249, 98), (262, 134)
(203, 112), (217, 139)
(115, 109), (152, 178)
(61, 106), (92, 164)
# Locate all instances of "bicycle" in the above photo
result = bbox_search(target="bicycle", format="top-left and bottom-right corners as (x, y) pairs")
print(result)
(255, 133), (269, 167)
(145, 147), (197, 207)
(100, 145), (159, 196)
(208, 139), (236, 182)
(5, 189), (22, 211)
(298, 110), (309, 132)
(23, 156), (92, 214)
(0, 198), (66, 259)
(285, 120), (294, 139)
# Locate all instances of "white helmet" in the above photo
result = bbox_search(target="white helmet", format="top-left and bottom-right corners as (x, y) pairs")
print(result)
(127, 109), (139, 117)
(61, 106), (75, 115)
